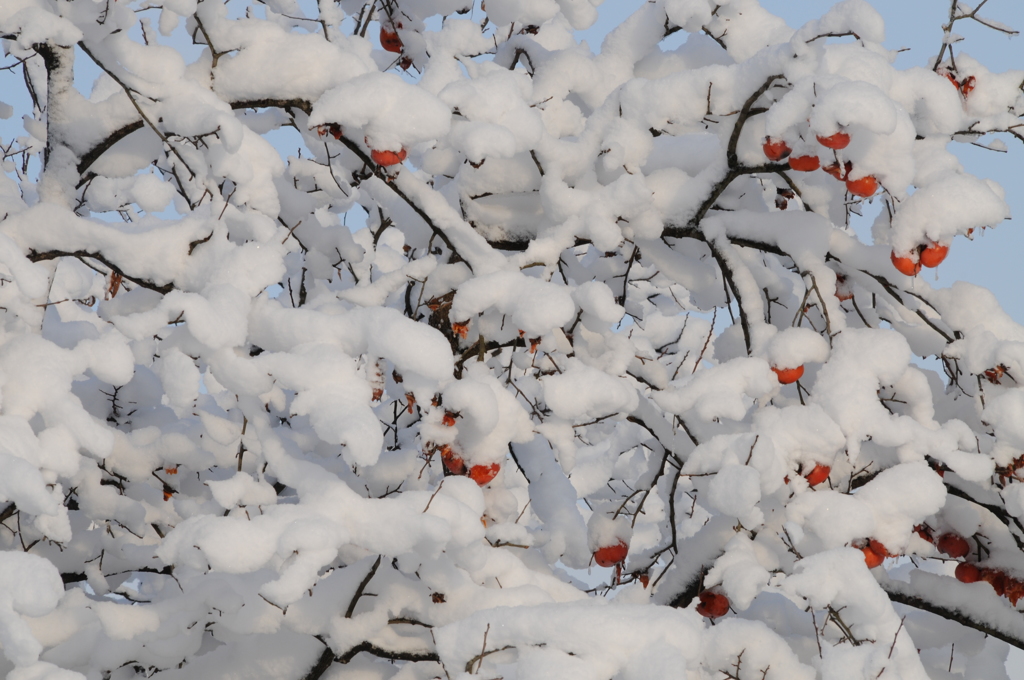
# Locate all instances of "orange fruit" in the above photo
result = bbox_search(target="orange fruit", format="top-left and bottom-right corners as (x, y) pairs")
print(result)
(593, 540), (629, 567)
(919, 242), (949, 268)
(762, 138), (792, 161)
(804, 464), (831, 487)
(788, 155), (820, 171)
(816, 131), (851, 149)
(468, 463), (500, 486)
(772, 365), (804, 384)
(846, 175), (878, 197)
(890, 250), (921, 276)
(371, 148), (407, 166)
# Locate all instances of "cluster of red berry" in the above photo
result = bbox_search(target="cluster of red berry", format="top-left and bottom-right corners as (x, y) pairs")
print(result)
(426, 413), (501, 486)
(763, 130), (877, 198)
(890, 242), (949, 277)
(916, 529), (1024, 605)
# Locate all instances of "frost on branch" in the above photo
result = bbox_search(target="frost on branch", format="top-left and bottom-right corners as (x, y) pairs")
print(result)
(0, 0), (1023, 677)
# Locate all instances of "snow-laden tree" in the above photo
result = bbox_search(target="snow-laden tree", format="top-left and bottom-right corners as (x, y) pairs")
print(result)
(0, 0), (1023, 677)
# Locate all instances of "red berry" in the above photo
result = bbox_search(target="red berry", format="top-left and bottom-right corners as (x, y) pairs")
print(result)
(955, 562), (980, 583)
(960, 75), (976, 97)
(980, 568), (1007, 596)
(816, 131), (851, 149)
(862, 542), (886, 569)
(762, 138), (792, 161)
(468, 463), (500, 486)
(696, 590), (730, 618)
(919, 242), (949, 268)
(868, 539), (891, 558)
(1005, 577), (1024, 605)
(937, 533), (970, 558)
(984, 365), (1006, 384)
(823, 161), (852, 180)
(804, 464), (831, 487)
(380, 27), (403, 53)
(371, 148), (407, 166)
(890, 250), (922, 277)
(440, 446), (465, 475)
(835, 274), (853, 301)
(788, 155), (820, 172)
(593, 540), (629, 567)
(846, 175), (878, 197)
(772, 365), (804, 385)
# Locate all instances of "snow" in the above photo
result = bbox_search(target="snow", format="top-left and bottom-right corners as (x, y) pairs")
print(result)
(0, 553), (64, 667)
(890, 173), (1010, 253)
(707, 463), (763, 527)
(0, 0), (1022, 677)
(542, 359), (638, 421)
(215, 25), (377, 103)
(655, 357), (777, 422)
(310, 72), (452, 152)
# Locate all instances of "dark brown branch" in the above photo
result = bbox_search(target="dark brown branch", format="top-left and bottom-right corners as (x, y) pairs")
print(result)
(336, 641), (439, 665)
(345, 555), (381, 618)
(301, 645), (335, 680)
(463, 644), (514, 673)
(29, 250), (174, 294)
(230, 99), (313, 115)
(77, 42), (198, 180)
(77, 121), (144, 178)
(944, 483), (1024, 551)
(882, 584), (1024, 651)
(330, 134), (466, 266)
(667, 162), (788, 235)
(707, 240), (751, 354)
(727, 75), (782, 167)
(805, 31), (859, 43)
(666, 570), (703, 609)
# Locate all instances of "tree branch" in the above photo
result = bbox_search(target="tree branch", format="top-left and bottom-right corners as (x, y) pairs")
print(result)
(28, 250), (174, 294)
(727, 75), (782, 167)
(300, 646), (335, 680)
(76, 121), (144, 179)
(329, 134), (467, 266)
(335, 641), (439, 665)
(77, 42), (198, 180)
(345, 555), (381, 619)
(882, 583), (1024, 651)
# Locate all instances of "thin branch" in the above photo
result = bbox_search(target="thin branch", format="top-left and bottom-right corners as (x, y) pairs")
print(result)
(727, 75), (783, 167)
(77, 42), (198, 180)
(344, 555), (382, 619)
(29, 249), (173, 294)
(336, 641), (439, 665)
